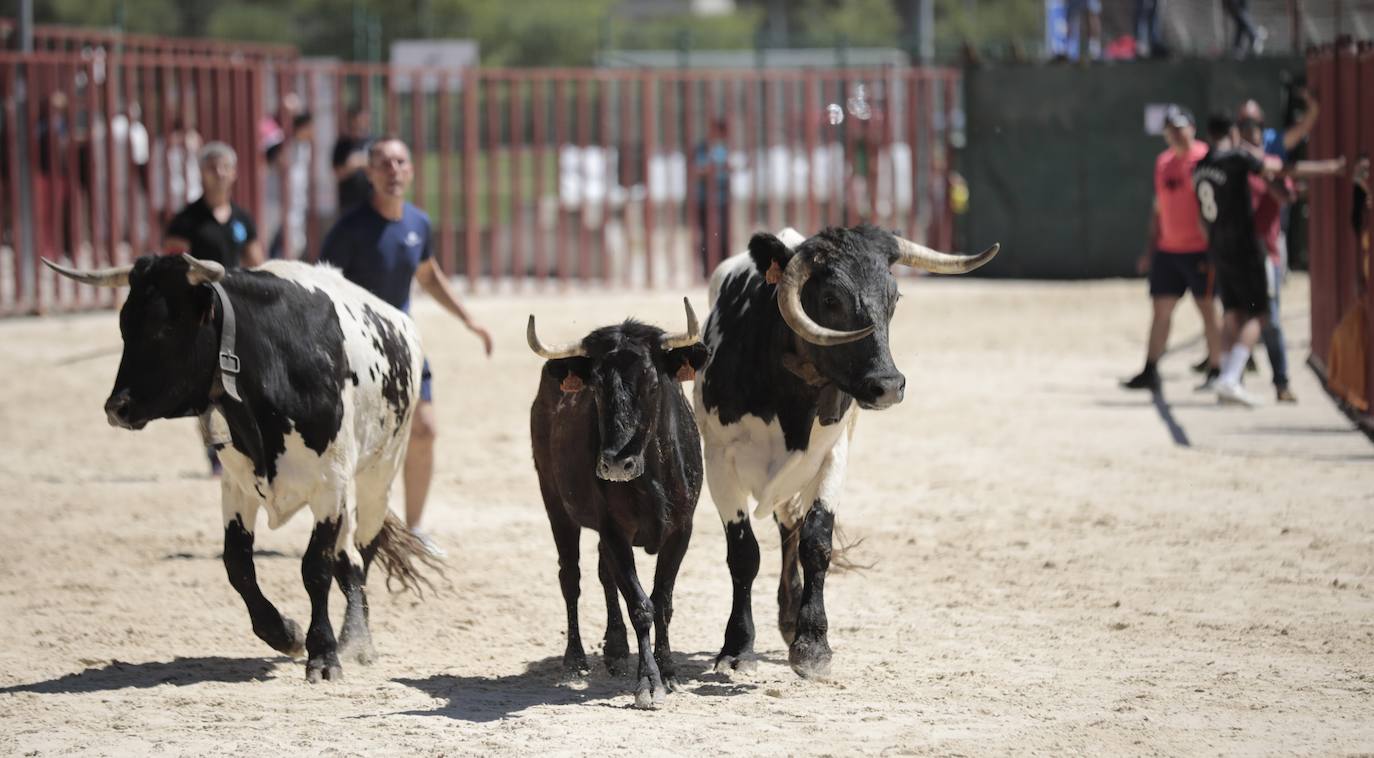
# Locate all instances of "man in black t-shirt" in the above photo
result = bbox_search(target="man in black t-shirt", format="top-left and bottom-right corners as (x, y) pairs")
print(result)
(164, 142), (264, 270)
(1192, 115), (1280, 407)
(163, 142), (263, 476)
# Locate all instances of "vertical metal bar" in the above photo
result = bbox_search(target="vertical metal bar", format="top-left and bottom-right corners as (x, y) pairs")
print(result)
(486, 73), (503, 282)
(664, 73), (679, 285)
(600, 75), (613, 285)
(578, 75), (592, 282)
(462, 66), (479, 291)
(410, 71), (425, 222)
(618, 74), (633, 288)
(684, 77), (698, 281)
(510, 76), (525, 290)
(804, 72), (818, 234)
(386, 69), (400, 136)
(533, 76), (548, 286)
(941, 74), (957, 250)
(554, 76), (568, 287)
(437, 72), (454, 274)
(640, 73), (656, 288)
(0, 60), (16, 314)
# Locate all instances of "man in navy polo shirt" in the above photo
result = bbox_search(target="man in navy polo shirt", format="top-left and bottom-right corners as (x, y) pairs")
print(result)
(320, 136), (493, 557)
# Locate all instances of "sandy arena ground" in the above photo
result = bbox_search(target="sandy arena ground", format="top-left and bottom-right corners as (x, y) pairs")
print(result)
(0, 272), (1371, 756)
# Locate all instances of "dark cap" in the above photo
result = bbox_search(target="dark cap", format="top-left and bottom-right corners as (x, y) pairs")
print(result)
(1163, 104), (1195, 129)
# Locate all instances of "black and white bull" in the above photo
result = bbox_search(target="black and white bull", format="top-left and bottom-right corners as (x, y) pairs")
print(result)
(527, 300), (707, 709)
(45, 254), (438, 682)
(694, 225), (999, 678)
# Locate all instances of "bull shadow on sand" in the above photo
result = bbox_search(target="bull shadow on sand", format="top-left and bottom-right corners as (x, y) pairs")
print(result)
(390, 650), (764, 722)
(0, 656), (286, 695)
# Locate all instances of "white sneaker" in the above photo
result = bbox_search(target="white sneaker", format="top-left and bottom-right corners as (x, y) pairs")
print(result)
(1216, 381), (1260, 408)
(410, 528), (448, 558)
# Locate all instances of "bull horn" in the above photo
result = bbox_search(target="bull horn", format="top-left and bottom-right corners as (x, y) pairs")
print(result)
(527, 315), (588, 360)
(894, 237), (999, 274)
(777, 254), (876, 347)
(182, 254), (226, 285)
(660, 298), (701, 350)
(42, 258), (133, 288)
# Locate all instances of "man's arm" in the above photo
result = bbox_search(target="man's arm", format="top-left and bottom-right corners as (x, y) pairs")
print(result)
(1285, 157), (1346, 179)
(415, 258), (493, 356)
(1282, 89), (1319, 152)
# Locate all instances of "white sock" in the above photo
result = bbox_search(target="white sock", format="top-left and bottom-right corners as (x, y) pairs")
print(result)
(1219, 344), (1250, 386)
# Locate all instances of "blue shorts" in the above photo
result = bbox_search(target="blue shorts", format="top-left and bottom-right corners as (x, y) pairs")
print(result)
(1148, 250), (1212, 299)
(420, 358), (433, 403)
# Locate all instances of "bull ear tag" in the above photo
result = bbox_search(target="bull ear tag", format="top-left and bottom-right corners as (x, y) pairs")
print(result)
(765, 260), (783, 285)
(675, 364), (696, 382)
(560, 374), (584, 393)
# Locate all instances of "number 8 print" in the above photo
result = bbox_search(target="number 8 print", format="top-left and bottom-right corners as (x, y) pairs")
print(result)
(1197, 181), (1218, 223)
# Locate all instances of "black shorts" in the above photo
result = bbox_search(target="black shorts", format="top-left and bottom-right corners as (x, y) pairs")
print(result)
(1148, 250), (1212, 298)
(1215, 252), (1269, 316)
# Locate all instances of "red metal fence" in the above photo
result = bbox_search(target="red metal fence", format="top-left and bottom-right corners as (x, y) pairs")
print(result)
(1, 43), (959, 315)
(1306, 39), (1373, 425)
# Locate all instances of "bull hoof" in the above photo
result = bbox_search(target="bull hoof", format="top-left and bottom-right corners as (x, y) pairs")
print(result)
(338, 636), (376, 666)
(604, 655), (631, 677)
(712, 652), (757, 675)
(633, 677), (667, 709)
(664, 677), (683, 693)
(563, 647), (590, 674)
(305, 654), (343, 683)
(266, 618), (307, 658)
(788, 635), (833, 680)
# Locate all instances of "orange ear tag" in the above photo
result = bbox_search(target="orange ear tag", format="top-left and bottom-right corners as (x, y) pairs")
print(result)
(560, 375), (584, 393)
(676, 364), (696, 382)
(765, 260), (783, 285)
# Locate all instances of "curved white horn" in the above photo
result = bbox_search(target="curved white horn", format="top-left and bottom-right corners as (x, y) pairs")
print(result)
(776, 254), (875, 347)
(527, 315), (588, 360)
(660, 297), (701, 350)
(182, 254), (226, 285)
(42, 258), (133, 288)
(894, 237), (1000, 274)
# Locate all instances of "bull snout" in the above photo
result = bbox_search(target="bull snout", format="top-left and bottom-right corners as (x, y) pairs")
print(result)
(596, 453), (644, 482)
(104, 391), (139, 429)
(857, 372), (906, 410)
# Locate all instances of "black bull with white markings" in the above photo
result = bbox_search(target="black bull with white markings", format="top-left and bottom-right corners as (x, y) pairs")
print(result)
(45, 253), (439, 683)
(527, 300), (707, 709)
(694, 224), (999, 679)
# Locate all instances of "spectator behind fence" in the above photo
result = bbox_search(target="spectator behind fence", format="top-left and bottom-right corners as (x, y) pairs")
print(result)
(1122, 105), (1221, 393)
(269, 111), (315, 260)
(162, 141), (264, 476)
(1134, 0), (1169, 58)
(34, 91), (73, 260)
(1222, 0), (1267, 58)
(1066, 0), (1103, 62)
(332, 107), (373, 214)
(692, 117), (731, 278)
(1324, 156), (1371, 412)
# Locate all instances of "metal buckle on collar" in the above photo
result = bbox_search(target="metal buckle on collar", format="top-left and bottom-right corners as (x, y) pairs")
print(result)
(219, 351), (241, 375)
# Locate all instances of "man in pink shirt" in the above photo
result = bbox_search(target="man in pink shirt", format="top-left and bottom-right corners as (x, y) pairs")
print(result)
(1123, 106), (1222, 392)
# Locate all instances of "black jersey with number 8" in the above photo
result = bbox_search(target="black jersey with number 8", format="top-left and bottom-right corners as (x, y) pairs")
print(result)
(1192, 147), (1265, 263)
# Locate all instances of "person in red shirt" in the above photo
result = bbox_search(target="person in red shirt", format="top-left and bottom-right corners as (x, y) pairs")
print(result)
(1123, 106), (1222, 392)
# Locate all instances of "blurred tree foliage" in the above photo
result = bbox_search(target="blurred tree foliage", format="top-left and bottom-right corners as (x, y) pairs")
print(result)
(11, 0), (1042, 65)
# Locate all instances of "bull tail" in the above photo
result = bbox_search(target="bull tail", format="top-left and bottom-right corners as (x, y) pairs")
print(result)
(782, 518), (874, 574)
(372, 512), (446, 597)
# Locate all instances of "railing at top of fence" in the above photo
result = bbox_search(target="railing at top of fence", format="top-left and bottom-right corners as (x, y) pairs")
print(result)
(1, 53), (962, 316)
